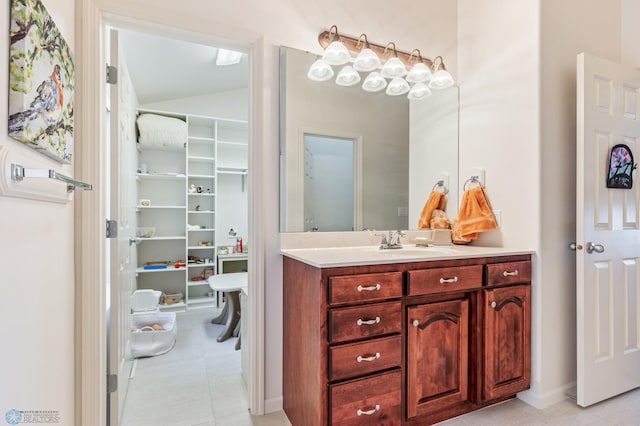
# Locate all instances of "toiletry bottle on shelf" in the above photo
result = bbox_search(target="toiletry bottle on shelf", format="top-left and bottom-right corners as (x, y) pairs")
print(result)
(236, 237), (243, 253)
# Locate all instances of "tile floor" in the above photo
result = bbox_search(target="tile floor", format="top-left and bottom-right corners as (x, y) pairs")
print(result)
(121, 308), (640, 425)
(120, 307), (291, 426)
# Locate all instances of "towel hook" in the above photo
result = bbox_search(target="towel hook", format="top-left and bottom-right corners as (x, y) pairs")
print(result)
(463, 175), (484, 191)
(432, 179), (449, 194)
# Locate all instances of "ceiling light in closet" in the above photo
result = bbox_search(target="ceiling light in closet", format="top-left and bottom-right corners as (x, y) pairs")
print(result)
(216, 48), (243, 66)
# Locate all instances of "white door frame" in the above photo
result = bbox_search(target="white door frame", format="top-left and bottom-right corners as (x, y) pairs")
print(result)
(74, 4), (265, 424)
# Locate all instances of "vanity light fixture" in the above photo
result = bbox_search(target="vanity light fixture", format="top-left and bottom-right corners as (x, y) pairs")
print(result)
(335, 65), (361, 86)
(406, 49), (433, 83)
(307, 59), (335, 81)
(362, 71), (387, 92)
(309, 26), (455, 100)
(353, 34), (381, 72)
(380, 43), (407, 78)
(428, 56), (455, 89)
(320, 25), (351, 66)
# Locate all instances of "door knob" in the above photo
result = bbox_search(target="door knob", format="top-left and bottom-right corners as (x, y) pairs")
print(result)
(585, 242), (605, 254)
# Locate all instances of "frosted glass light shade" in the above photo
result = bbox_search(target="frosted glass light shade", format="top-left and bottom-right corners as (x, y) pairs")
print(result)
(362, 71), (387, 92)
(386, 77), (410, 96)
(380, 57), (407, 78)
(406, 62), (433, 83)
(307, 59), (334, 82)
(322, 41), (351, 65)
(407, 82), (432, 100)
(335, 65), (361, 86)
(429, 69), (455, 89)
(353, 48), (381, 72)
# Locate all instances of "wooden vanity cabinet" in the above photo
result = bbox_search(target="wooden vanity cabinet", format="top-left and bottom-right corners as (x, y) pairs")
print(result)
(282, 254), (532, 426)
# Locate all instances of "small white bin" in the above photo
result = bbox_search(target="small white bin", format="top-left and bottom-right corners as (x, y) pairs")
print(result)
(130, 312), (177, 358)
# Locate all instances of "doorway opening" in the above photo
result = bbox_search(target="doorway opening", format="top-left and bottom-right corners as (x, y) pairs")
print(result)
(105, 25), (252, 425)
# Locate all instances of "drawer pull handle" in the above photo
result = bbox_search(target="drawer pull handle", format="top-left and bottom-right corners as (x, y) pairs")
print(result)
(357, 352), (381, 363)
(357, 283), (381, 292)
(357, 317), (381, 326)
(439, 276), (458, 284)
(357, 404), (380, 416)
(503, 270), (519, 277)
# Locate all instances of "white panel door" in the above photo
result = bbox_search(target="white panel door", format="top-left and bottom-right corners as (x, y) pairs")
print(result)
(576, 52), (640, 407)
(108, 28), (135, 424)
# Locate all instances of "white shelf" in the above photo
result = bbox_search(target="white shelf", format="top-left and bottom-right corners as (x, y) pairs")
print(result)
(136, 172), (186, 180)
(138, 236), (185, 241)
(188, 245), (216, 250)
(188, 296), (216, 305)
(187, 280), (210, 287)
(188, 193), (215, 197)
(188, 228), (215, 232)
(188, 136), (215, 142)
(217, 167), (248, 175)
(188, 174), (215, 179)
(136, 265), (187, 273)
(159, 301), (186, 310)
(217, 140), (248, 146)
(188, 263), (214, 269)
(136, 205), (186, 210)
(188, 210), (214, 214)
(188, 156), (215, 162)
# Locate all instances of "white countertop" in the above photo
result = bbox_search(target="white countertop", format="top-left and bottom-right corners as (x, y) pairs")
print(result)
(280, 245), (534, 268)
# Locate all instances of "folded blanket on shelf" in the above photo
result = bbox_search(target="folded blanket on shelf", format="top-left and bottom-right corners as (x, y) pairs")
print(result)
(137, 113), (187, 149)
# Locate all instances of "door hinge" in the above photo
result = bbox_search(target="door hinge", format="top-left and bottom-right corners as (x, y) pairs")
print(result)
(107, 374), (118, 393)
(106, 219), (118, 239)
(106, 64), (118, 84)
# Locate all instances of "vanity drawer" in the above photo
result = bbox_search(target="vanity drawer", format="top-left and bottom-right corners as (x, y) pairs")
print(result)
(407, 265), (483, 296)
(329, 272), (403, 305)
(330, 370), (401, 426)
(329, 301), (402, 344)
(329, 335), (401, 381)
(486, 261), (531, 287)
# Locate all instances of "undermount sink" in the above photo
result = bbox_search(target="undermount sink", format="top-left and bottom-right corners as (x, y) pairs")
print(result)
(366, 245), (459, 256)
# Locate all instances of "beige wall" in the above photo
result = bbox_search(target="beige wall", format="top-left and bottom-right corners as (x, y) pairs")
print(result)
(0, 0), (76, 424)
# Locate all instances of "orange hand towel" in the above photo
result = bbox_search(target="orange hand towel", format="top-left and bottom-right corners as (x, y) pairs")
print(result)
(417, 191), (446, 229)
(455, 186), (497, 240)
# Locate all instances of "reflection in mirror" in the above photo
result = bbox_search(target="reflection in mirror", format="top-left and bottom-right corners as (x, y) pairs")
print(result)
(280, 46), (459, 232)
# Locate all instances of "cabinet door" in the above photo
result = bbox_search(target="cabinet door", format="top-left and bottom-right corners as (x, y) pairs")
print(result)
(483, 284), (531, 400)
(407, 299), (469, 418)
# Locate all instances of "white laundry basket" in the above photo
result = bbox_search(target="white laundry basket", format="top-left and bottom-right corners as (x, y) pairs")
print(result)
(130, 290), (177, 358)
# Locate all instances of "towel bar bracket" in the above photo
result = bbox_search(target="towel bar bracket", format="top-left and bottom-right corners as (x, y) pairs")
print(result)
(11, 163), (93, 193)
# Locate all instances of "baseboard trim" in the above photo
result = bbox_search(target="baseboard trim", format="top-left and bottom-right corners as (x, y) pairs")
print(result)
(264, 396), (283, 414)
(518, 381), (576, 409)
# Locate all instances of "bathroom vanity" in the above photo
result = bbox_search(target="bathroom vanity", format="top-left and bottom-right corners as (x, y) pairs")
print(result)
(281, 245), (532, 425)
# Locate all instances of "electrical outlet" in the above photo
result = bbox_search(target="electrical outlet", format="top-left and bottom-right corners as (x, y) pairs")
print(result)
(493, 209), (502, 228)
(398, 207), (408, 217)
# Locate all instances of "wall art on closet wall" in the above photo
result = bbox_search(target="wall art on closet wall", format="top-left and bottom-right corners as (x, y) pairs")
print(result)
(8, 0), (75, 164)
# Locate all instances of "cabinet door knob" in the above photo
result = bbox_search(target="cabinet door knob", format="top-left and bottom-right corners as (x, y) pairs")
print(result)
(356, 352), (381, 363)
(357, 317), (381, 326)
(439, 276), (458, 284)
(357, 283), (381, 292)
(490, 301), (497, 309)
(357, 404), (380, 416)
(412, 319), (420, 327)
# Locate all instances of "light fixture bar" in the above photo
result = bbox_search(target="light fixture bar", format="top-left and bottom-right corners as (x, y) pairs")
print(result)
(317, 29), (434, 70)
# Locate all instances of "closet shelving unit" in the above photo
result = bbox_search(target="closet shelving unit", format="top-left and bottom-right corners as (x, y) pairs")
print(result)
(135, 109), (248, 312)
(135, 128), (188, 311)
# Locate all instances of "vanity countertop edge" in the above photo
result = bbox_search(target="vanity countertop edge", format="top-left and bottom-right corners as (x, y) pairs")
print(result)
(280, 245), (535, 268)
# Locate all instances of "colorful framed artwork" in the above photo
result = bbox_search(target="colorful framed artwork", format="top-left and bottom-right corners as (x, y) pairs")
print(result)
(8, 0), (75, 164)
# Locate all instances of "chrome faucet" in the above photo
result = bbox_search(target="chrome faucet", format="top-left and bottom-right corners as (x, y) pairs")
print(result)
(376, 230), (405, 249)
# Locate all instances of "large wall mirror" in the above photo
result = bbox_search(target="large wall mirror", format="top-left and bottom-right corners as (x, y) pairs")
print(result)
(279, 46), (459, 232)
